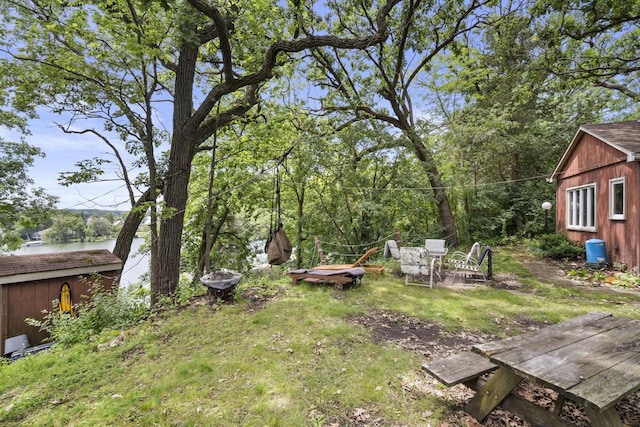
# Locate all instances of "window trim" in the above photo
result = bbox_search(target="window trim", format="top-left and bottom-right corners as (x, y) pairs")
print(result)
(566, 183), (596, 232)
(609, 177), (626, 220)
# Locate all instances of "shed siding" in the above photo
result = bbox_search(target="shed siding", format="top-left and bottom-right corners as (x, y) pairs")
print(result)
(1, 272), (118, 356)
(556, 138), (640, 268)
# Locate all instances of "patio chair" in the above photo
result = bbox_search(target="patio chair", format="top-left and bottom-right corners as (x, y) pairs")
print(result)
(447, 242), (491, 282)
(424, 239), (448, 263)
(312, 246), (384, 277)
(400, 246), (442, 288)
(383, 240), (400, 259)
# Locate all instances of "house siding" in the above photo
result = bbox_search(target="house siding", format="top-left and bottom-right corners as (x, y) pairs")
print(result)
(558, 134), (628, 179)
(555, 133), (640, 269)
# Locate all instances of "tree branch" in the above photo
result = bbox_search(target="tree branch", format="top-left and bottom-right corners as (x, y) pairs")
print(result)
(56, 126), (137, 205)
(594, 79), (640, 101)
(187, 0), (234, 81)
(188, 0), (401, 136)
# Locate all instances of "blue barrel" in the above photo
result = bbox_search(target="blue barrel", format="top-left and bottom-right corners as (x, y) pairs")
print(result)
(585, 239), (607, 264)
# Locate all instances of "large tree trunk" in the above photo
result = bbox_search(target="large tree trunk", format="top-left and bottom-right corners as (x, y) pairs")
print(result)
(408, 133), (459, 248)
(157, 144), (192, 299)
(154, 42), (198, 302)
(113, 187), (156, 267)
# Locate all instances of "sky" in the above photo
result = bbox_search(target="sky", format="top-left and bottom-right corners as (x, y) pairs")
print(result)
(2, 112), (143, 211)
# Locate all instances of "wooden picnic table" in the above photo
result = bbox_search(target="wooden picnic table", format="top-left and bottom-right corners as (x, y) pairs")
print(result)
(465, 311), (640, 427)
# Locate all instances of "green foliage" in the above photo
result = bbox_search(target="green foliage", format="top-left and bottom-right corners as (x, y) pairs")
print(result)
(534, 0), (640, 106)
(434, 11), (617, 243)
(175, 273), (207, 305)
(3, 248), (640, 426)
(26, 280), (148, 347)
(566, 268), (607, 285)
(566, 266), (640, 289)
(0, 140), (57, 251)
(58, 158), (110, 186)
(532, 233), (584, 260)
(42, 212), (87, 242)
(85, 216), (114, 239)
(609, 272), (640, 289)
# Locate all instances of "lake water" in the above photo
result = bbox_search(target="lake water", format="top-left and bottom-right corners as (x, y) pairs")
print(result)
(13, 238), (149, 287)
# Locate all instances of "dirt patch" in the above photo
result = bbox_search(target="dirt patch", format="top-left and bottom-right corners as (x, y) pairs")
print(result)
(518, 257), (578, 286)
(241, 287), (271, 312)
(120, 344), (145, 362)
(509, 249), (640, 295)
(350, 310), (640, 427)
(349, 311), (496, 358)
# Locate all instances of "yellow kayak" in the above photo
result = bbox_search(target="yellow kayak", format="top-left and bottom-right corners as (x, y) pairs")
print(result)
(59, 282), (74, 316)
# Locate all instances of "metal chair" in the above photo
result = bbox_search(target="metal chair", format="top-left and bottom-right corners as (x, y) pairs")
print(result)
(447, 242), (491, 282)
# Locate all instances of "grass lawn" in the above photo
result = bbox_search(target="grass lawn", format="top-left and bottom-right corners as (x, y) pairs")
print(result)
(1, 246), (639, 426)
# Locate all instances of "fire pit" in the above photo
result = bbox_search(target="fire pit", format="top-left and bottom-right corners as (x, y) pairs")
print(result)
(200, 270), (242, 302)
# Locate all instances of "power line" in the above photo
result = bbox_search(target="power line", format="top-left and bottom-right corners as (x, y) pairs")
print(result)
(342, 173), (552, 192)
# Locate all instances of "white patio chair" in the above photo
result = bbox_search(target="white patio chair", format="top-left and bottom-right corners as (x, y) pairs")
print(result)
(447, 242), (491, 282)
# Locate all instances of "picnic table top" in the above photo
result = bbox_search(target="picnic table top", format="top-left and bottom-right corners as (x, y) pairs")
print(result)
(472, 311), (640, 411)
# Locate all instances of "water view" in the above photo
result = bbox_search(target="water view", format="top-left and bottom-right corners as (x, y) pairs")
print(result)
(13, 238), (149, 287)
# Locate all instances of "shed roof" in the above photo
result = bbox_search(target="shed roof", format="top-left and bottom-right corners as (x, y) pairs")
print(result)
(550, 121), (640, 182)
(0, 249), (122, 285)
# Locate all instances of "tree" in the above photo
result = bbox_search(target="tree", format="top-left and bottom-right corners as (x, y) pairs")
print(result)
(86, 216), (113, 239)
(2, 0), (167, 286)
(429, 11), (618, 240)
(0, 138), (57, 251)
(1, 0), (401, 303)
(307, 0), (501, 247)
(286, 121), (425, 260)
(535, 0), (640, 104)
(44, 212), (86, 242)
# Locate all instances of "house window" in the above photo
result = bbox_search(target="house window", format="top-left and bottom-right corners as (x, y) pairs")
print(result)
(566, 184), (596, 231)
(610, 177), (626, 220)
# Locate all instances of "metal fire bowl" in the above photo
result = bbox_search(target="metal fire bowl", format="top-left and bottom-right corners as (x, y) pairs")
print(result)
(200, 271), (242, 290)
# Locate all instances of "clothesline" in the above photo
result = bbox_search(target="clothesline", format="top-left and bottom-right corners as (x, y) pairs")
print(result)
(314, 232), (397, 250)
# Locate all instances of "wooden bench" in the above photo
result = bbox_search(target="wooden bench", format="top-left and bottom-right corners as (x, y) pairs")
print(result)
(423, 351), (578, 426)
(422, 351), (497, 388)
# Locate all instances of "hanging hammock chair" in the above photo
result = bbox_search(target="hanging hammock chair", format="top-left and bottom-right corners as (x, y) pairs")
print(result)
(264, 166), (292, 265)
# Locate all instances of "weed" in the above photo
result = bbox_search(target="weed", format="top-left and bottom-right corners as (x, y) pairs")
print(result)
(26, 277), (148, 347)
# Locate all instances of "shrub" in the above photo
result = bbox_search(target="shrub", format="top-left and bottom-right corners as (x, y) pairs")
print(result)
(27, 278), (148, 347)
(534, 234), (584, 260)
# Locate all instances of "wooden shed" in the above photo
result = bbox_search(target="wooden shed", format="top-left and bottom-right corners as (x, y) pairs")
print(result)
(0, 249), (122, 356)
(550, 121), (640, 269)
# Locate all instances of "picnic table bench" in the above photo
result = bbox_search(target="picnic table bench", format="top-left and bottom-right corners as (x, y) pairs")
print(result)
(422, 351), (497, 388)
(422, 312), (640, 427)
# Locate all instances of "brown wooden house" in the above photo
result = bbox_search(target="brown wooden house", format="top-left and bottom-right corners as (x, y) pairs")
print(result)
(550, 121), (640, 269)
(0, 249), (122, 356)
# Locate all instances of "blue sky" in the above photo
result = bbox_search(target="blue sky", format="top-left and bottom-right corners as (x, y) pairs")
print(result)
(2, 114), (142, 211)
